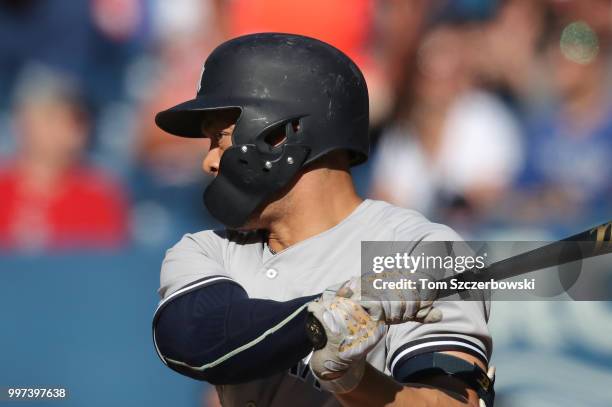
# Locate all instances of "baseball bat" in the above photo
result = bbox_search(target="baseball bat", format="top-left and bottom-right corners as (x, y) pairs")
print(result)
(434, 220), (612, 299)
(305, 221), (612, 348)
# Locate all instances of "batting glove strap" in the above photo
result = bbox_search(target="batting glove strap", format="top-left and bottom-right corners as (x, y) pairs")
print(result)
(311, 358), (366, 394)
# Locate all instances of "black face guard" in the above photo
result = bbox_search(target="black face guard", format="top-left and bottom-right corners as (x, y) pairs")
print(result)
(204, 119), (310, 228)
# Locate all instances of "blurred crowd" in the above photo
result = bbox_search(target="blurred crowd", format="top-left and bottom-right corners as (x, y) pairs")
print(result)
(0, 0), (610, 252)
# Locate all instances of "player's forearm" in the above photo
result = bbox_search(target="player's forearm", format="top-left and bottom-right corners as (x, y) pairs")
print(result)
(153, 281), (318, 383)
(335, 363), (479, 407)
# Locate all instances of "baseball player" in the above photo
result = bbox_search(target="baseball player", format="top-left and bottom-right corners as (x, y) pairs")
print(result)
(152, 33), (494, 407)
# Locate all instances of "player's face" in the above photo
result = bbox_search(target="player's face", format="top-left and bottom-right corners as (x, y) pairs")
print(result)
(200, 110), (291, 230)
(200, 110), (287, 176)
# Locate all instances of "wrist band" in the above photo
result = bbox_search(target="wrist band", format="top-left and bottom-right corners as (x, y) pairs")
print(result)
(312, 359), (366, 394)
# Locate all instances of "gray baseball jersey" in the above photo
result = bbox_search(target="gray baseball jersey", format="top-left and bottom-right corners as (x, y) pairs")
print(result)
(157, 199), (491, 407)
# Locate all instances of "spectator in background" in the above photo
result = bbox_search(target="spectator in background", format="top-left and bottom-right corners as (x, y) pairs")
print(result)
(370, 19), (523, 234)
(472, 0), (546, 111)
(376, 0), (430, 127)
(0, 67), (128, 251)
(513, 20), (612, 234)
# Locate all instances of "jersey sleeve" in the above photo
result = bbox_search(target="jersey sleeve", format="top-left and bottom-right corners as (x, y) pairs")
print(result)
(385, 223), (492, 379)
(158, 230), (232, 299)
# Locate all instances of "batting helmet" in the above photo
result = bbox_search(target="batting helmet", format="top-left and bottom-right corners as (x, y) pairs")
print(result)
(155, 33), (369, 228)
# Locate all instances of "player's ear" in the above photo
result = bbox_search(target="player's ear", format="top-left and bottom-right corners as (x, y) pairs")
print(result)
(263, 125), (288, 147)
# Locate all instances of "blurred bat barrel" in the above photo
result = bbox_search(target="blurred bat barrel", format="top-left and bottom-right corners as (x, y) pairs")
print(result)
(435, 221), (612, 299)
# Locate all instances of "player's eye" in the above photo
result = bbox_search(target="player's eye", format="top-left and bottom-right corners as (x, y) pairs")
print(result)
(218, 131), (233, 143)
(206, 131), (223, 142)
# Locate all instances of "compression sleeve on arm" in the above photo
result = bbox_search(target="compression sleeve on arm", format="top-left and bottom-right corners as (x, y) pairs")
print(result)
(152, 278), (318, 384)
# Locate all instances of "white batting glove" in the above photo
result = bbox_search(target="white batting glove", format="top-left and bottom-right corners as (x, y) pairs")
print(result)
(335, 277), (443, 325)
(306, 278), (443, 393)
(307, 296), (384, 393)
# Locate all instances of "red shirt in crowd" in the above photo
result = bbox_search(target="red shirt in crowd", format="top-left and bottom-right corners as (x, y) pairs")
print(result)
(0, 165), (128, 250)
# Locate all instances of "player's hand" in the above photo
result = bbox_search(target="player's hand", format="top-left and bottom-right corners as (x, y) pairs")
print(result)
(327, 277), (443, 325)
(307, 295), (385, 393)
(306, 278), (442, 393)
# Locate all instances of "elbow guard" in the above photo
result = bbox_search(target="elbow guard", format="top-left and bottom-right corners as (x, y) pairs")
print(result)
(152, 278), (318, 384)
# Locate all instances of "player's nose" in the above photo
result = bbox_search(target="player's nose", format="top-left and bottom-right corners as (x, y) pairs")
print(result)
(202, 147), (221, 176)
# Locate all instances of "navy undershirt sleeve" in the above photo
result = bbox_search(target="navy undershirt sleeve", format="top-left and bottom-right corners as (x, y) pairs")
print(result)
(153, 281), (318, 384)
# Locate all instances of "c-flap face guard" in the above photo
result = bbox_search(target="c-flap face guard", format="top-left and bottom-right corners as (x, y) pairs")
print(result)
(203, 121), (311, 228)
